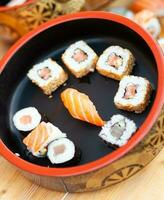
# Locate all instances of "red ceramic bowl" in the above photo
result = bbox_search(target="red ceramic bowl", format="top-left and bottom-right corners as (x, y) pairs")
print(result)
(0, 11), (164, 192)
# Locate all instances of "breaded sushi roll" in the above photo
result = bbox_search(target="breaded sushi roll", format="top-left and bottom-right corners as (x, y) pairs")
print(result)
(27, 58), (68, 96)
(114, 75), (152, 113)
(99, 114), (137, 147)
(133, 10), (161, 39)
(62, 40), (98, 78)
(96, 46), (135, 80)
(13, 107), (41, 132)
(23, 122), (66, 157)
(47, 138), (81, 166)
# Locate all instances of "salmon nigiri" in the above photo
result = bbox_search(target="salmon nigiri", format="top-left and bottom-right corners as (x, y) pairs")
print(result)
(61, 88), (105, 126)
(23, 122), (66, 157)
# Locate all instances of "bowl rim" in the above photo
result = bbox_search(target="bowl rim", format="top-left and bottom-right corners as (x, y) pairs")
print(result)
(0, 0), (35, 11)
(0, 11), (164, 177)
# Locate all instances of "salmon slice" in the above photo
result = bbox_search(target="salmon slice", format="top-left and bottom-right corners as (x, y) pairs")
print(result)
(73, 49), (88, 63)
(124, 83), (137, 99)
(38, 67), (51, 80)
(19, 115), (32, 125)
(107, 54), (123, 68)
(61, 88), (105, 126)
(23, 122), (49, 155)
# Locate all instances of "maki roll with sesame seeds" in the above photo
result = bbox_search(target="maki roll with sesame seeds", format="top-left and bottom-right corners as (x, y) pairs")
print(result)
(62, 40), (98, 78)
(114, 75), (152, 113)
(96, 46), (135, 80)
(27, 58), (68, 96)
(133, 10), (161, 39)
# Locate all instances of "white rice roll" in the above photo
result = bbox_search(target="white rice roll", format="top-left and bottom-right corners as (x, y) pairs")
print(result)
(99, 114), (137, 147)
(47, 138), (75, 164)
(27, 58), (67, 87)
(143, 17), (161, 39)
(114, 75), (152, 113)
(133, 10), (161, 39)
(62, 40), (98, 78)
(13, 107), (41, 132)
(96, 46), (135, 80)
(27, 58), (68, 96)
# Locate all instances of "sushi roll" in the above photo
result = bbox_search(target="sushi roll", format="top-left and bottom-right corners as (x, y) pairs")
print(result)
(158, 38), (164, 53)
(96, 46), (135, 80)
(62, 40), (98, 78)
(27, 58), (68, 96)
(99, 114), (137, 147)
(114, 75), (152, 113)
(47, 137), (81, 166)
(61, 88), (105, 126)
(133, 10), (161, 39)
(23, 122), (67, 157)
(13, 107), (41, 132)
(107, 7), (134, 19)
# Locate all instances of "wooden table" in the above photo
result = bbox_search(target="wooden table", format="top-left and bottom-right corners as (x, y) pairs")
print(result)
(0, 1), (164, 199)
(1, 148), (164, 200)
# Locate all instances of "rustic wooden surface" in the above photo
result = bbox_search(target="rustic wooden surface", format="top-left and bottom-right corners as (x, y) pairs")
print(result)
(0, 148), (164, 200)
(0, 0), (164, 199)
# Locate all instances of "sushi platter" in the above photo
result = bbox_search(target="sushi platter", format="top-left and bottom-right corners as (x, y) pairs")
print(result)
(0, 11), (164, 192)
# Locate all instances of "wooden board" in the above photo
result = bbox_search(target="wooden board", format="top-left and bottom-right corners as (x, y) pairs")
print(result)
(0, 149), (164, 200)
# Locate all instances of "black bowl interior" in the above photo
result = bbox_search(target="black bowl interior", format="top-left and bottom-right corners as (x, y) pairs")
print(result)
(0, 18), (157, 167)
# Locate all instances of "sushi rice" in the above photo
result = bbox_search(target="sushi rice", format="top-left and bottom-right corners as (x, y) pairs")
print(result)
(133, 10), (161, 39)
(62, 40), (98, 78)
(27, 58), (68, 96)
(114, 75), (152, 113)
(13, 107), (41, 132)
(27, 58), (65, 87)
(23, 122), (67, 157)
(47, 138), (75, 164)
(62, 40), (97, 72)
(114, 76), (150, 106)
(99, 114), (137, 147)
(96, 46), (135, 80)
